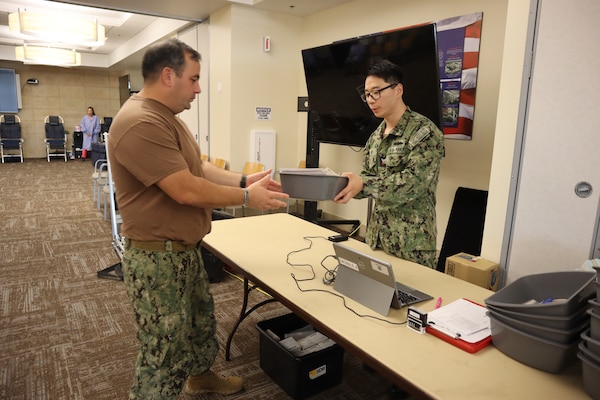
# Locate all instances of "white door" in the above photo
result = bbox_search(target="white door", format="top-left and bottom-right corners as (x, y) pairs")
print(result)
(506, 0), (600, 283)
(178, 23), (210, 156)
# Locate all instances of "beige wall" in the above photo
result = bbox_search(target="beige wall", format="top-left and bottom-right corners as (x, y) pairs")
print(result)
(482, 0), (533, 268)
(209, 6), (303, 173)
(0, 61), (123, 158)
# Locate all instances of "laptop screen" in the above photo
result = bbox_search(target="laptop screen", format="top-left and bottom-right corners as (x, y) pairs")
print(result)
(333, 243), (398, 287)
(332, 242), (400, 315)
(331, 242), (432, 315)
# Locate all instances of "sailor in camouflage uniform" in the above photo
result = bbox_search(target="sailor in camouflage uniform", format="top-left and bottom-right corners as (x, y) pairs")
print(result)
(334, 59), (444, 269)
(109, 38), (287, 400)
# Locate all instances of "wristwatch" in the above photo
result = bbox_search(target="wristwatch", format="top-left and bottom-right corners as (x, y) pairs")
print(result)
(242, 188), (250, 206)
(239, 174), (247, 188)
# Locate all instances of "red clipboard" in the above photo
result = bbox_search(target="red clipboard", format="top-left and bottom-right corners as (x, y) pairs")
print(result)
(425, 325), (492, 353)
(426, 298), (492, 353)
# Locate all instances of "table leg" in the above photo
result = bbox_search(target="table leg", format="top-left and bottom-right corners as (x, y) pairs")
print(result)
(225, 277), (278, 361)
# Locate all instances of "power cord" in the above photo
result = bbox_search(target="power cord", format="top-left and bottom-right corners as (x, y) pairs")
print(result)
(286, 236), (338, 282)
(286, 236), (406, 326)
(290, 275), (406, 326)
(348, 223), (362, 238)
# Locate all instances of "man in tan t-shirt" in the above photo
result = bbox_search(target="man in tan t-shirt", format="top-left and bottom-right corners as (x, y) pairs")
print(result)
(109, 38), (288, 400)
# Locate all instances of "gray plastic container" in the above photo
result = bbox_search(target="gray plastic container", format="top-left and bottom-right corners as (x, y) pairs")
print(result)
(280, 173), (348, 201)
(489, 314), (579, 373)
(578, 351), (600, 400)
(485, 303), (588, 330)
(593, 280), (600, 301)
(578, 340), (600, 400)
(580, 340), (600, 364)
(582, 328), (600, 355)
(590, 298), (600, 314)
(487, 308), (588, 344)
(589, 309), (600, 341)
(484, 271), (595, 316)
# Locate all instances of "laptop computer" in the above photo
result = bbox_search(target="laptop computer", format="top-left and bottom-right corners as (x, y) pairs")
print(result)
(332, 242), (433, 316)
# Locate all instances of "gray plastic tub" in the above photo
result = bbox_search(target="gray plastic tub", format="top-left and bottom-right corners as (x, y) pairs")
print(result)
(487, 308), (588, 344)
(280, 173), (348, 201)
(578, 351), (600, 400)
(578, 340), (600, 400)
(582, 328), (600, 355)
(580, 340), (600, 364)
(590, 298), (600, 314)
(589, 309), (600, 341)
(489, 314), (579, 373)
(484, 271), (595, 316)
(485, 303), (588, 330)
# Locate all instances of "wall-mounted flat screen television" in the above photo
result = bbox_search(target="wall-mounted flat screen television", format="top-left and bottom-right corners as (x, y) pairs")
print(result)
(301, 23), (442, 147)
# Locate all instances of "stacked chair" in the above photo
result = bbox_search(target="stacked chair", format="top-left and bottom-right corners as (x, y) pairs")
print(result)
(97, 132), (123, 280)
(44, 115), (67, 162)
(92, 158), (109, 214)
(0, 114), (24, 163)
(485, 271), (595, 374)
(579, 267), (600, 399)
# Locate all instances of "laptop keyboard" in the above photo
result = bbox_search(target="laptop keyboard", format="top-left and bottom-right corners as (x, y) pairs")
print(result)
(397, 289), (419, 306)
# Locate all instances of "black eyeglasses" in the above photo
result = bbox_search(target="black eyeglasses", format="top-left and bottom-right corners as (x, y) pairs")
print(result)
(360, 83), (398, 102)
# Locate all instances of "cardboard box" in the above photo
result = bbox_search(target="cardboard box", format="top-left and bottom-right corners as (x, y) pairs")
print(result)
(256, 313), (344, 400)
(445, 253), (500, 291)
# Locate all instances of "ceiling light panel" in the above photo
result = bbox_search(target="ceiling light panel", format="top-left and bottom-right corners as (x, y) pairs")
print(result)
(15, 44), (81, 66)
(9, 9), (106, 47)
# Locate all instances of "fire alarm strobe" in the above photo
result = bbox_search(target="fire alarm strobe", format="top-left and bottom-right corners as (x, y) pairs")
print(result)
(407, 306), (427, 334)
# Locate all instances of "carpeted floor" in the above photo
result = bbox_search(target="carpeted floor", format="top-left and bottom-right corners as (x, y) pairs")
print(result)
(0, 159), (394, 400)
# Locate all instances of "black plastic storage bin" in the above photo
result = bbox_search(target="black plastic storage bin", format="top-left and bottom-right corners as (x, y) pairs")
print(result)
(256, 313), (344, 400)
(72, 131), (83, 158)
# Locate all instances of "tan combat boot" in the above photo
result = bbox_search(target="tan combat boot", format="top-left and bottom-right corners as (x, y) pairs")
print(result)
(184, 370), (244, 396)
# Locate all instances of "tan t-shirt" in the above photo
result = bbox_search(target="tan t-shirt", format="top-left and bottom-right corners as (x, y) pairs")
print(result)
(108, 94), (211, 245)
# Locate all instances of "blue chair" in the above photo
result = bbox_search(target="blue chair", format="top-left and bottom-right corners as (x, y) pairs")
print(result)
(0, 114), (24, 163)
(44, 115), (67, 162)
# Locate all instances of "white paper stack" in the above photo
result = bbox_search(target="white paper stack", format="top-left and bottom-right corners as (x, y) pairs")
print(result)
(427, 298), (491, 343)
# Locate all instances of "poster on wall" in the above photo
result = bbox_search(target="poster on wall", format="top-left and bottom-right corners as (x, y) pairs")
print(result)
(436, 12), (483, 140)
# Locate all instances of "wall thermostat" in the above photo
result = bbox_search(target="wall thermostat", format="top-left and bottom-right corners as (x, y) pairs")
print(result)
(407, 306), (427, 334)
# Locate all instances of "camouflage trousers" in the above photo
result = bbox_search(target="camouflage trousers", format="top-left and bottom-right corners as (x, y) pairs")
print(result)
(403, 250), (437, 270)
(371, 240), (438, 269)
(121, 243), (219, 400)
